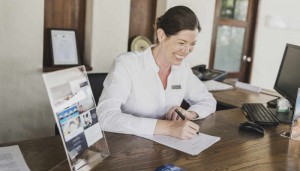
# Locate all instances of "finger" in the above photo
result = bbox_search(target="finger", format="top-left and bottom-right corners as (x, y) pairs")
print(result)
(166, 109), (175, 120)
(182, 130), (195, 139)
(175, 114), (182, 120)
(186, 121), (200, 133)
(172, 111), (178, 120)
(167, 107), (177, 120)
(166, 112), (171, 120)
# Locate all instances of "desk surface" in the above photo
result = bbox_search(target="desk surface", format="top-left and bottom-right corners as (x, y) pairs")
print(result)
(212, 87), (278, 108)
(1, 108), (299, 171)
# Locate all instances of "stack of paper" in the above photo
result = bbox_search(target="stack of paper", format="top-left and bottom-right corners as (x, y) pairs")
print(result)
(0, 145), (30, 171)
(203, 80), (234, 91)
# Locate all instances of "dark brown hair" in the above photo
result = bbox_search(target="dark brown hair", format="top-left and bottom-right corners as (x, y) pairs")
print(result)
(156, 6), (201, 37)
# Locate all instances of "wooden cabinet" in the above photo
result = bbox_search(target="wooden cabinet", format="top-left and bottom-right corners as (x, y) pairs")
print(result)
(128, 0), (157, 51)
(43, 0), (91, 71)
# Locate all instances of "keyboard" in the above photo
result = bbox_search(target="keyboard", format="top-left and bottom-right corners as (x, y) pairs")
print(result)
(242, 103), (279, 126)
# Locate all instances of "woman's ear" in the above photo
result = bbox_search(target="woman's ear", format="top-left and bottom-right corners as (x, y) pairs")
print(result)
(157, 28), (166, 43)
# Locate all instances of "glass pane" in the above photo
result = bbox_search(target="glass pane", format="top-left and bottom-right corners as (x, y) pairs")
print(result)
(220, 0), (249, 21)
(213, 26), (245, 72)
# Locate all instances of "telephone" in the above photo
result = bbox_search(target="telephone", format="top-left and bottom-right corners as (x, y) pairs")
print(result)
(192, 64), (227, 81)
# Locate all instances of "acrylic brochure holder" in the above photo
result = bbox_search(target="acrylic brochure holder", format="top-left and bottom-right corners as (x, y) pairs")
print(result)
(290, 88), (300, 141)
(43, 66), (109, 171)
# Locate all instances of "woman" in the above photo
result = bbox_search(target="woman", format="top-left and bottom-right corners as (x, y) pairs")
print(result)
(97, 6), (216, 139)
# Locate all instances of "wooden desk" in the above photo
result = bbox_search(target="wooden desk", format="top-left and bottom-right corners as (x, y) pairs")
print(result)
(1, 108), (299, 171)
(212, 87), (278, 108)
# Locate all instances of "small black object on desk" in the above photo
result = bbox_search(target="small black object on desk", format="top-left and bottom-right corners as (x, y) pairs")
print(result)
(239, 121), (265, 135)
(267, 98), (278, 108)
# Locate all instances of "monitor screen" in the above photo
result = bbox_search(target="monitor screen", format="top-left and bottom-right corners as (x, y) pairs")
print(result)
(274, 44), (300, 106)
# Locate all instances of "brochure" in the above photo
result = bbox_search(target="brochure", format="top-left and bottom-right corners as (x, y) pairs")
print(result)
(43, 66), (109, 171)
(291, 88), (300, 140)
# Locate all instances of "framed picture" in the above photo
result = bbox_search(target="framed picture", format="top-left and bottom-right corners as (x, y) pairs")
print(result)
(49, 29), (81, 66)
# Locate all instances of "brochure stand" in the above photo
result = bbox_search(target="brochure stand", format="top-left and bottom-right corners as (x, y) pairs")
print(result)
(291, 88), (300, 141)
(43, 66), (110, 171)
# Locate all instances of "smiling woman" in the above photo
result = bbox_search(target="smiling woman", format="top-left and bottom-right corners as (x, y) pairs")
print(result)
(97, 6), (216, 140)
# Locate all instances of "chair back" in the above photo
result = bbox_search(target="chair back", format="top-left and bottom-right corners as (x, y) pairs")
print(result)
(87, 73), (108, 104)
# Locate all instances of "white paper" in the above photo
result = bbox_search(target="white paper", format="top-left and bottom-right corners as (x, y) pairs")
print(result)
(235, 81), (261, 93)
(0, 145), (30, 171)
(203, 80), (234, 91)
(139, 133), (220, 155)
(54, 89), (86, 113)
(51, 30), (78, 65)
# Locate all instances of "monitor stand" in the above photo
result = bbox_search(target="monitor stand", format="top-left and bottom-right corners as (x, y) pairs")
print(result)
(268, 107), (293, 123)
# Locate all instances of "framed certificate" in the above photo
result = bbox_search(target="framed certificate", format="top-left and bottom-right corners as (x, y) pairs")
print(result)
(49, 29), (81, 66)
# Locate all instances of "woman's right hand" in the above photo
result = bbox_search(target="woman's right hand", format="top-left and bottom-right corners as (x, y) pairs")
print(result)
(154, 119), (199, 139)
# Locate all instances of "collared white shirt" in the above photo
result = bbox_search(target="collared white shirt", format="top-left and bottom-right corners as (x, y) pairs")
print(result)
(97, 47), (216, 135)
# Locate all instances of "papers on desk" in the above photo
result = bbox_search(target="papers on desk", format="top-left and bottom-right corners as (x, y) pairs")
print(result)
(203, 80), (234, 91)
(0, 145), (30, 171)
(235, 81), (261, 93)
(139, 133), (220, 155)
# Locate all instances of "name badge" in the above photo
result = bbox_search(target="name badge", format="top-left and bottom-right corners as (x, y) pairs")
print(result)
(172, 85), (181, 89)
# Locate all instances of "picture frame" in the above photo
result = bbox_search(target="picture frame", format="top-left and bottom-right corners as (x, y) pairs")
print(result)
(49, 28), (81, 66)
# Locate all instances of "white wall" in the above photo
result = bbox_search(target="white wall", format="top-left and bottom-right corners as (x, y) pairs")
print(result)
(0, 1), (53, 143)
(86, 0), (131, 73)
(251, 0), (300, 89)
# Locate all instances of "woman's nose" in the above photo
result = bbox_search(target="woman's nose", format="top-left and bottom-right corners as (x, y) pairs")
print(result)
(182, 45), (190, 54)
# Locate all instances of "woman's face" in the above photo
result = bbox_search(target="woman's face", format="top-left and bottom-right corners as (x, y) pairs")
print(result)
(162, 29), (198, 66)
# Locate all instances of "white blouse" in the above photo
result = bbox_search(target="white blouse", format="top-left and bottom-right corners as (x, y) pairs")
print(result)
(97, 47), (216, 136)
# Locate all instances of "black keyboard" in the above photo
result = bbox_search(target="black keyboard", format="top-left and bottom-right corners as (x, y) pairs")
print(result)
(242, 103), (279, 126)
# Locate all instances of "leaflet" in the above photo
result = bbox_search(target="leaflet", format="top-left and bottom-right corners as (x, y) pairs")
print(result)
(0, 145), (30, 171)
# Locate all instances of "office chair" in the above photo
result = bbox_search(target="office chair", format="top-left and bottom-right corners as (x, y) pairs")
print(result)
(87, 73), (108, 104)
(54, 73), (108, 135)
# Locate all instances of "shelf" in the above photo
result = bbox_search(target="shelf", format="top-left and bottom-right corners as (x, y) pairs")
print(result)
(43, 65), (92, 72)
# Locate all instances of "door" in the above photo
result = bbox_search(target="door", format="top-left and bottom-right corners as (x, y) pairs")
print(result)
(209, 0), (258, 82)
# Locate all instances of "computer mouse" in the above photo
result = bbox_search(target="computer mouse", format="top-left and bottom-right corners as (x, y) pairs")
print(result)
(239, 121), (265, 135)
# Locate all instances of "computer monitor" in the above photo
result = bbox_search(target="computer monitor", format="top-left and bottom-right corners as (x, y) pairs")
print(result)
(271, 43), (300, 123)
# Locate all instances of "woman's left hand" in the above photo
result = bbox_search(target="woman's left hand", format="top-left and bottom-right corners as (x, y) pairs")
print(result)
(166, 106), (198, 120)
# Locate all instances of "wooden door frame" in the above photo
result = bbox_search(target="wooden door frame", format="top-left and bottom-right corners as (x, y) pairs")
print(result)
(209, 0), (259, 82)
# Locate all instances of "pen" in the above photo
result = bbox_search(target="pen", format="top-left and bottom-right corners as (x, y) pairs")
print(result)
(175, 108), (185, 120)
(175, 109), (199, 135)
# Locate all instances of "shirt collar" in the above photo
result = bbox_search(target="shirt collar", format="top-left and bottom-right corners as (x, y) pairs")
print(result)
(143, 45), (159, 72)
